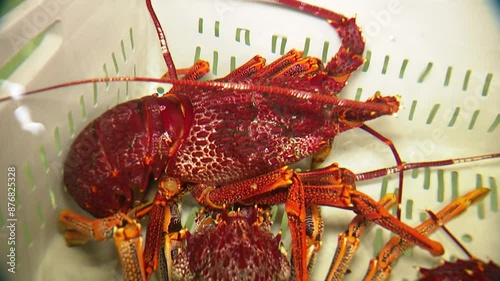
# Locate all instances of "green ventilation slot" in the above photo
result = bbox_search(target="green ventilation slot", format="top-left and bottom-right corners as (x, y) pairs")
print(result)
(482, 73), (493, 96)
(417, 62), (433, 83)
(381, 55), (389, 74)
(399, 59), (408, 79)
(489, 177), (498, 212)
(373, 228), (384, 256)
(462, 69), (471, 91)
(362, 50), (371, 72)
(405, 199), (413, 220)
(444, 66), (452, 86)
(302, 38), (311, 57)
(0, 22), (46, 80)
(236, 28), (250, 46)
(214, 21), (220, 37)
(322, 41), (330, 63)
(39, 145), (49, 173)
(451, 171), (459, 200)
(271, 35), (287, 55)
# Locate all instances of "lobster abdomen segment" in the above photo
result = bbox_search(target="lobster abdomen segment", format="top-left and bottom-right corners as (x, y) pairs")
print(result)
(64, 95), (189, 218)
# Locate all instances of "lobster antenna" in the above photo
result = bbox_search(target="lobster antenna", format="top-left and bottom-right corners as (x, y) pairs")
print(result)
(355, 153), (500, 181)
(425, 210), (475, 259)
(0, 77), (397, 115)
(145, 0), (178, 80)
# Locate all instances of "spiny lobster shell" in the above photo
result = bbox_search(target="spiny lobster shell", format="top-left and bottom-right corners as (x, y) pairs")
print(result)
(419, 259), (500, 281)
(172, 206), (290, 280)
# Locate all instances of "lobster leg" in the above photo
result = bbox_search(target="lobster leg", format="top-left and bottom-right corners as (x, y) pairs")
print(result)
(59, 210), (126, 245)
(113, 216), (147, 281)
(304, 204), (324, 273)
(274, 0), (365, 87)
(192, 164), (443, 280)
(142, 176), (185, 280)
(363, 187), (490, 281)
(59, 210), (148, 280)
(325, 193), (397, 281)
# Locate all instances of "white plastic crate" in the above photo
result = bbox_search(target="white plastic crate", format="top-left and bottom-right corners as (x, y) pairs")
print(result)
(0, 0), (499, 280)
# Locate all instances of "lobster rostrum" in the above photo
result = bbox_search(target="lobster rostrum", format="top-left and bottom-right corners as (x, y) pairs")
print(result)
(5, 0), (498, 280)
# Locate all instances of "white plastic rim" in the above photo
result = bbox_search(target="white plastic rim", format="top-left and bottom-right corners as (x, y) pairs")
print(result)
(0, 0), (499, 280)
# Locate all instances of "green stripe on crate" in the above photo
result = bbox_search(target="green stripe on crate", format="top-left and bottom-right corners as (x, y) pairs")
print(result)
(426, 104), (440, 124)
(184, 207), (198, 231)
(417, 62), (433, 83)
(49, 185), (57, 209)
(23, 222), (32, 247)
(488, 114), (500, 133)
(80, 96), (87, 119)
(280, 211), (289, 241)
(129, 28), (135, 50)
(411, 168), (418, 179)
(380, 177), (389, 198)
(0, 22), (45, 80)
(354, 88), (362, 101)
(302, 38), (310, 57)
(116, 88), (121, 104)
(39, 145), (49, 173)
(437, 170), (444, 202)
(489, 177), (498, 212)
(444, 66), (452, 86)
(212, 51), (219, 75)
(93, 82), (98, 106)
(198, 18), (203, 33)
(112, 52), (119, 75)
(214, 21), (220, 37)
(37, 203), (45, 227)
(468, 110), (480, 130)
(322, 41), (330, 63)
(0, 207), (4, 227)
(448, 107), (460, 127)
(381, 55), (389, 74)
(373, 228), (384, 256)
(68, 111), (75, 137)
(54, 127), (62, 155)
(399, 59), (408, 79)
(419, 211), (427, 223)
(230, 56), (236, 72)
(406, 199), (413, 220)
(482, 73), (493, 96)
(236, 28), (250, 45)
(362, 50), (371, 72)
(423, 167), (431, 190)
(451, 171), (459, 200)
(125, 81), (130, 100)
(103, 63), (110, 88)
(25, 162), (35, 191)
(408, 100), (417, 121)
(476, 174), (485, 219)
(194, 46), (201, 63)
(462, 69), (471, 91)
(121, 40), (127, 62)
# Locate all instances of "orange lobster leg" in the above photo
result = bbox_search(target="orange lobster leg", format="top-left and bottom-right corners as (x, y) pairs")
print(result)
(113, 216), (147, 281)
(325, 193), (397, 281)
(193, 164), (444, 281)
(363, 187), (490, 281)
(142, 177), (185, 280)
(304, 204), (324, 272)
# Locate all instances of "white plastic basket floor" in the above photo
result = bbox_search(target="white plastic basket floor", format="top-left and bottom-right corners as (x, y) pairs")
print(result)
(0, 0), (499, 281)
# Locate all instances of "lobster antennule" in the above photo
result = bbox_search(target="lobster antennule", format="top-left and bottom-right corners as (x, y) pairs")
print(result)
(7, 77), (398, 115)
(145, 0), (178, 80)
